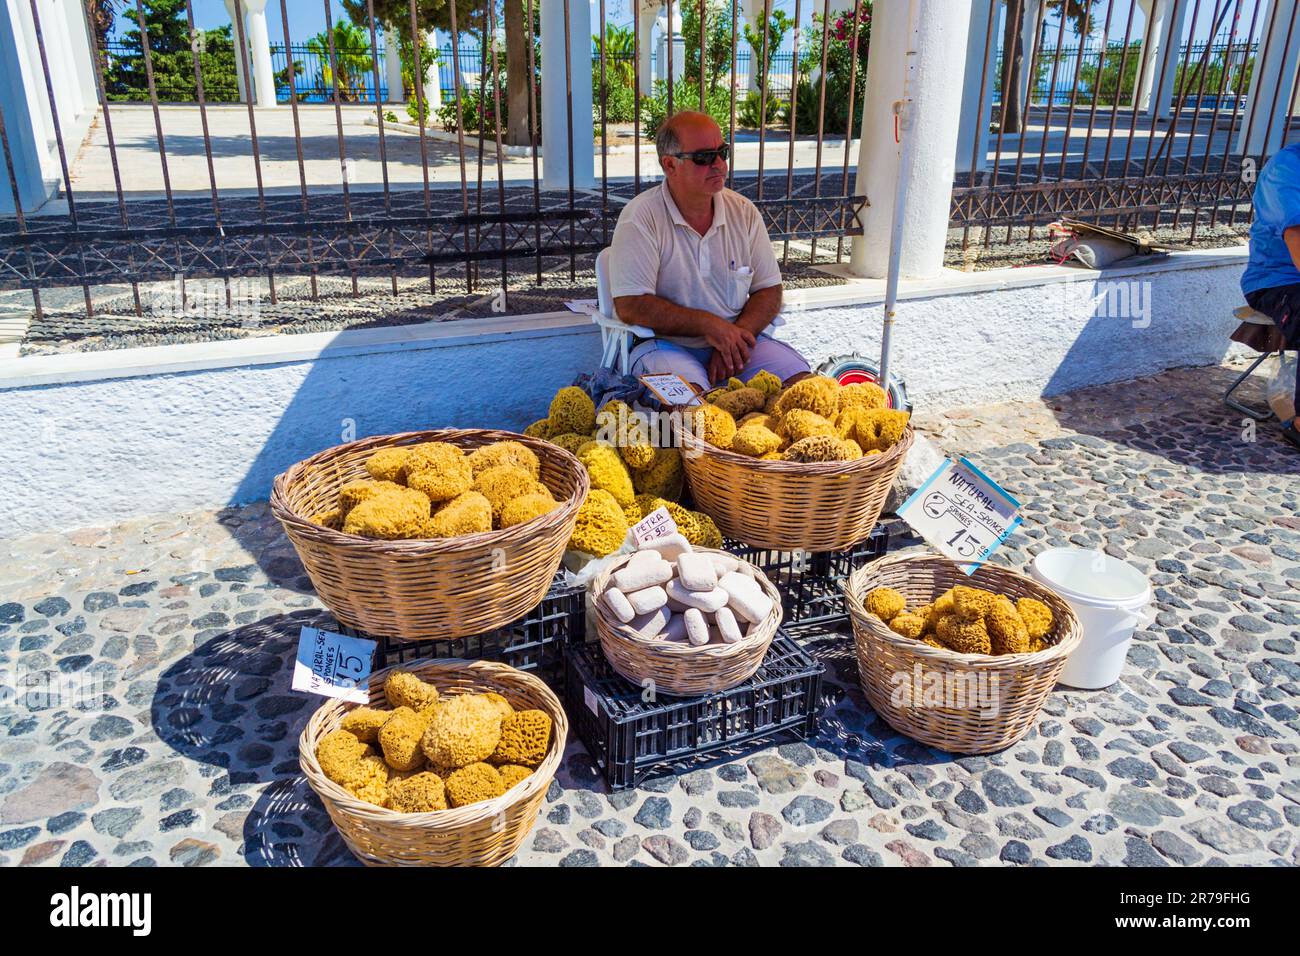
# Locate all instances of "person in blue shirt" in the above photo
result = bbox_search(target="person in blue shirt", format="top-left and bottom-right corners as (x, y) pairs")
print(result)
(1242, 142), (1300, 449)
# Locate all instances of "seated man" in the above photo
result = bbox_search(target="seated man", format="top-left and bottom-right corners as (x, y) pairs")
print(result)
(1242, 140), (1300, 449)
(608, 110), (811, 392)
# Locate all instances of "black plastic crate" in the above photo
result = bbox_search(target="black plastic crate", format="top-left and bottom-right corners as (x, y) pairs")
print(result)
(564, 634), (824, 791)
(338, 572), (585, 683)
(724, 524), (889, 630)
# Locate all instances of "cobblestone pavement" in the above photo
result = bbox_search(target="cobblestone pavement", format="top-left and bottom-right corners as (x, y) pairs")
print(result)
(0, 367), (1297, 867)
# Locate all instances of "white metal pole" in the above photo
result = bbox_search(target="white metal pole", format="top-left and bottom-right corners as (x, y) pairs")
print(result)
(879, 0), (920, 397)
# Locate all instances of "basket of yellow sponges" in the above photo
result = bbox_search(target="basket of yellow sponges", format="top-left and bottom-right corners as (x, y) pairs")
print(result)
(525, 386), (730, 558)
(845, 554), (1081, 754)
(270, 427), (588, 641)
(300, 659), (566, 866)
(676, 373), (914, 552)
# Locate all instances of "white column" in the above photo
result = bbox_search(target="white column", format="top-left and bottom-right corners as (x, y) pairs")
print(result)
(0, 0), (52, 213)
(638, 1), (658, 94)
(742, 0), (763, 92)
(1017, 0), (1042, 109)
(655, 10), (684, 85)
(541, 0), (595, 189)
(1146, 0), (1191, 120)
(423, 29), (442, 113)
(956, 0), (997, 173)
(1238, 0), (1300, 156)
(850, 0), (972, 279)
(1132, 0), (1158, 109)
(242, 0), (277, 108)
(61, 0), (98, 116)
(385, 23), (405, 103)
(223, 0), (250, 103)
(41, 0), (80, 124)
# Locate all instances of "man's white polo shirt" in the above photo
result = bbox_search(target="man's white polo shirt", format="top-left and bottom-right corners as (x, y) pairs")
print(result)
(608, 182), (782, 348)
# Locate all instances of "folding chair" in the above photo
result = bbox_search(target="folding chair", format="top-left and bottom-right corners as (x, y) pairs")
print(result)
(592, 248), (654, 375)
(1224, 304), (1290, 422)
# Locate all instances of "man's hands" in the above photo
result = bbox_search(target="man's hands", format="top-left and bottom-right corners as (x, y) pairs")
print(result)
(704, 315), (756, 382)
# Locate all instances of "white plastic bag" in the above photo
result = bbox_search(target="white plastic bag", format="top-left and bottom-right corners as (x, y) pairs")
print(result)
(1266, 351), (1297, 423)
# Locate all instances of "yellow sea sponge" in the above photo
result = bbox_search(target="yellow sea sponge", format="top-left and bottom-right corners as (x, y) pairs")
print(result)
(731, 423), (784, 457)
(864, 587), (906, 622)
(936, 614), (992, 655)
(577, 441), (636, 507)
(421, 693), (504, 770)
(685, 402), (737, 449)
(631, 446), (684, 500)
(315, 728), (370, 782)
(1017, 598), (1055, 640)
(889, 613), (928, 640)
(482, 693), (514, 721)
(932, 589), (956, 619)
(548, 386), (596, 436)
(759, 450), (785, 460)
(428, 491), (493, 537)
(842, 439), (864, 459)
(386, 771), (447, 812)
(548, 432), (590, 457)
(444, 762), (506, 808)
(490, 709), (553, 768)
(710, 387), (766, 419)
(342, 488), (432, 540)
(311, 508), (343, 530)
(378, 706), (429, 772)
(384, 671), (439, 712)
(596, 401), (656, 470)
(739, 412), (777, 431)
(468, 441), (541, 479)
(838, 382), (888, 411)
(569, 489), (629, 557)
(685, 510), (723, 549)
(339, 706), (389, 744)
(783, 435), (856, 462)
(497, 764), (532, 790)
(622, 500), (643, 525)
(500, 492), (561, 529)
(405, 448), (474, 503)
(779, 409), (838, 443)
(774, 375), (839, 419)
(987, 595), (1031, 655)
(854, 408), (911, 451)
(746, 369), (783, 397)
(524, 419), (552, 439)
(341, 754), (391, 806)
(365, 447), (411, 483)
(474, 465), (545, 522)
(952, 586), (997, 621)
(338, 479), (405, 515)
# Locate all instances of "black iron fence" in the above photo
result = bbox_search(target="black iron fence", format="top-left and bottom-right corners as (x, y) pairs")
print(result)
(953, 0), (1298, 248)
(3, 0), (1299, 329)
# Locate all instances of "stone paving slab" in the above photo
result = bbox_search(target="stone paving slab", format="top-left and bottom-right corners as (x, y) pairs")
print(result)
(1, 372), (1297, 867)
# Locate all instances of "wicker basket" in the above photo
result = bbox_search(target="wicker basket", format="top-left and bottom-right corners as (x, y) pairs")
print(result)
(678, 422), (914, 551)
(271, 428), (589, 642)
(591, 548), (783, 696)
(844, 554), (1081, 754)
(299, 658), (567, 867)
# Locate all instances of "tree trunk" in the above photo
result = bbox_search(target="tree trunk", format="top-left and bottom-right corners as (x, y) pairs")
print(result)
(504, 0), (531, 147)
(1000, 0), (1024, 135)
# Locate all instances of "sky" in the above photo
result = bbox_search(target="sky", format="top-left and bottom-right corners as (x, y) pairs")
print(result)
(109, 0), (1270, 48)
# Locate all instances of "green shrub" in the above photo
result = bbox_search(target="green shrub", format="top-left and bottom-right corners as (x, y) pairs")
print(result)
(642, 80), (735, 139)
(737, 89), (784, 129)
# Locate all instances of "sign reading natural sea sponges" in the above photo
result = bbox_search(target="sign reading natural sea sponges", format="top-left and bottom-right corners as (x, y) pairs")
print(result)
(897, 457), (1022, 575)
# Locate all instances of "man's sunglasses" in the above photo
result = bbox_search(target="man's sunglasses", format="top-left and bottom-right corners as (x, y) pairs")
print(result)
(670, 145), (730, 166)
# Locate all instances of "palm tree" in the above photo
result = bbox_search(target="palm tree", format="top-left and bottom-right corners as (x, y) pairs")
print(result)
(598, 24), (636, 90)
(307, 20), (376, 102)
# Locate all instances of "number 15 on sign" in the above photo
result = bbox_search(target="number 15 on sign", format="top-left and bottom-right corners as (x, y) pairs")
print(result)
(897, 457), (1022, 574)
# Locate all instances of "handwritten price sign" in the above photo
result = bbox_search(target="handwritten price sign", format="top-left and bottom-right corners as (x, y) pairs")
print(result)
(897, 457), (1022, 575)
(292, 627), (377, 703)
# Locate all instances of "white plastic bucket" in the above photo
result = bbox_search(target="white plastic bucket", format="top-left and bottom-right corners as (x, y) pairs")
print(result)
(1030, 548), (1152, 690)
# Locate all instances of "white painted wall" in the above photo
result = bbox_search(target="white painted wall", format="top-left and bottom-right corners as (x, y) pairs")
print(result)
(0, 253), (1251, 535)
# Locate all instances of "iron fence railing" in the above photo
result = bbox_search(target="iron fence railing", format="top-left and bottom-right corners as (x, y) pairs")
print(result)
(953, 0), (1298, 248)
(3, 0), (1298, 330)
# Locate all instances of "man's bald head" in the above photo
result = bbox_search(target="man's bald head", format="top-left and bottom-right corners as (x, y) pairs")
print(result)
(655, 111), (724, 160)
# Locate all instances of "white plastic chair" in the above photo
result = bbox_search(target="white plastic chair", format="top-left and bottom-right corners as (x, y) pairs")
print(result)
(593, 247), (654, 375)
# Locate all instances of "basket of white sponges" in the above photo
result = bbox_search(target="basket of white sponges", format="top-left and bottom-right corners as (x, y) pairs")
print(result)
(590, 533), (783, 696)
